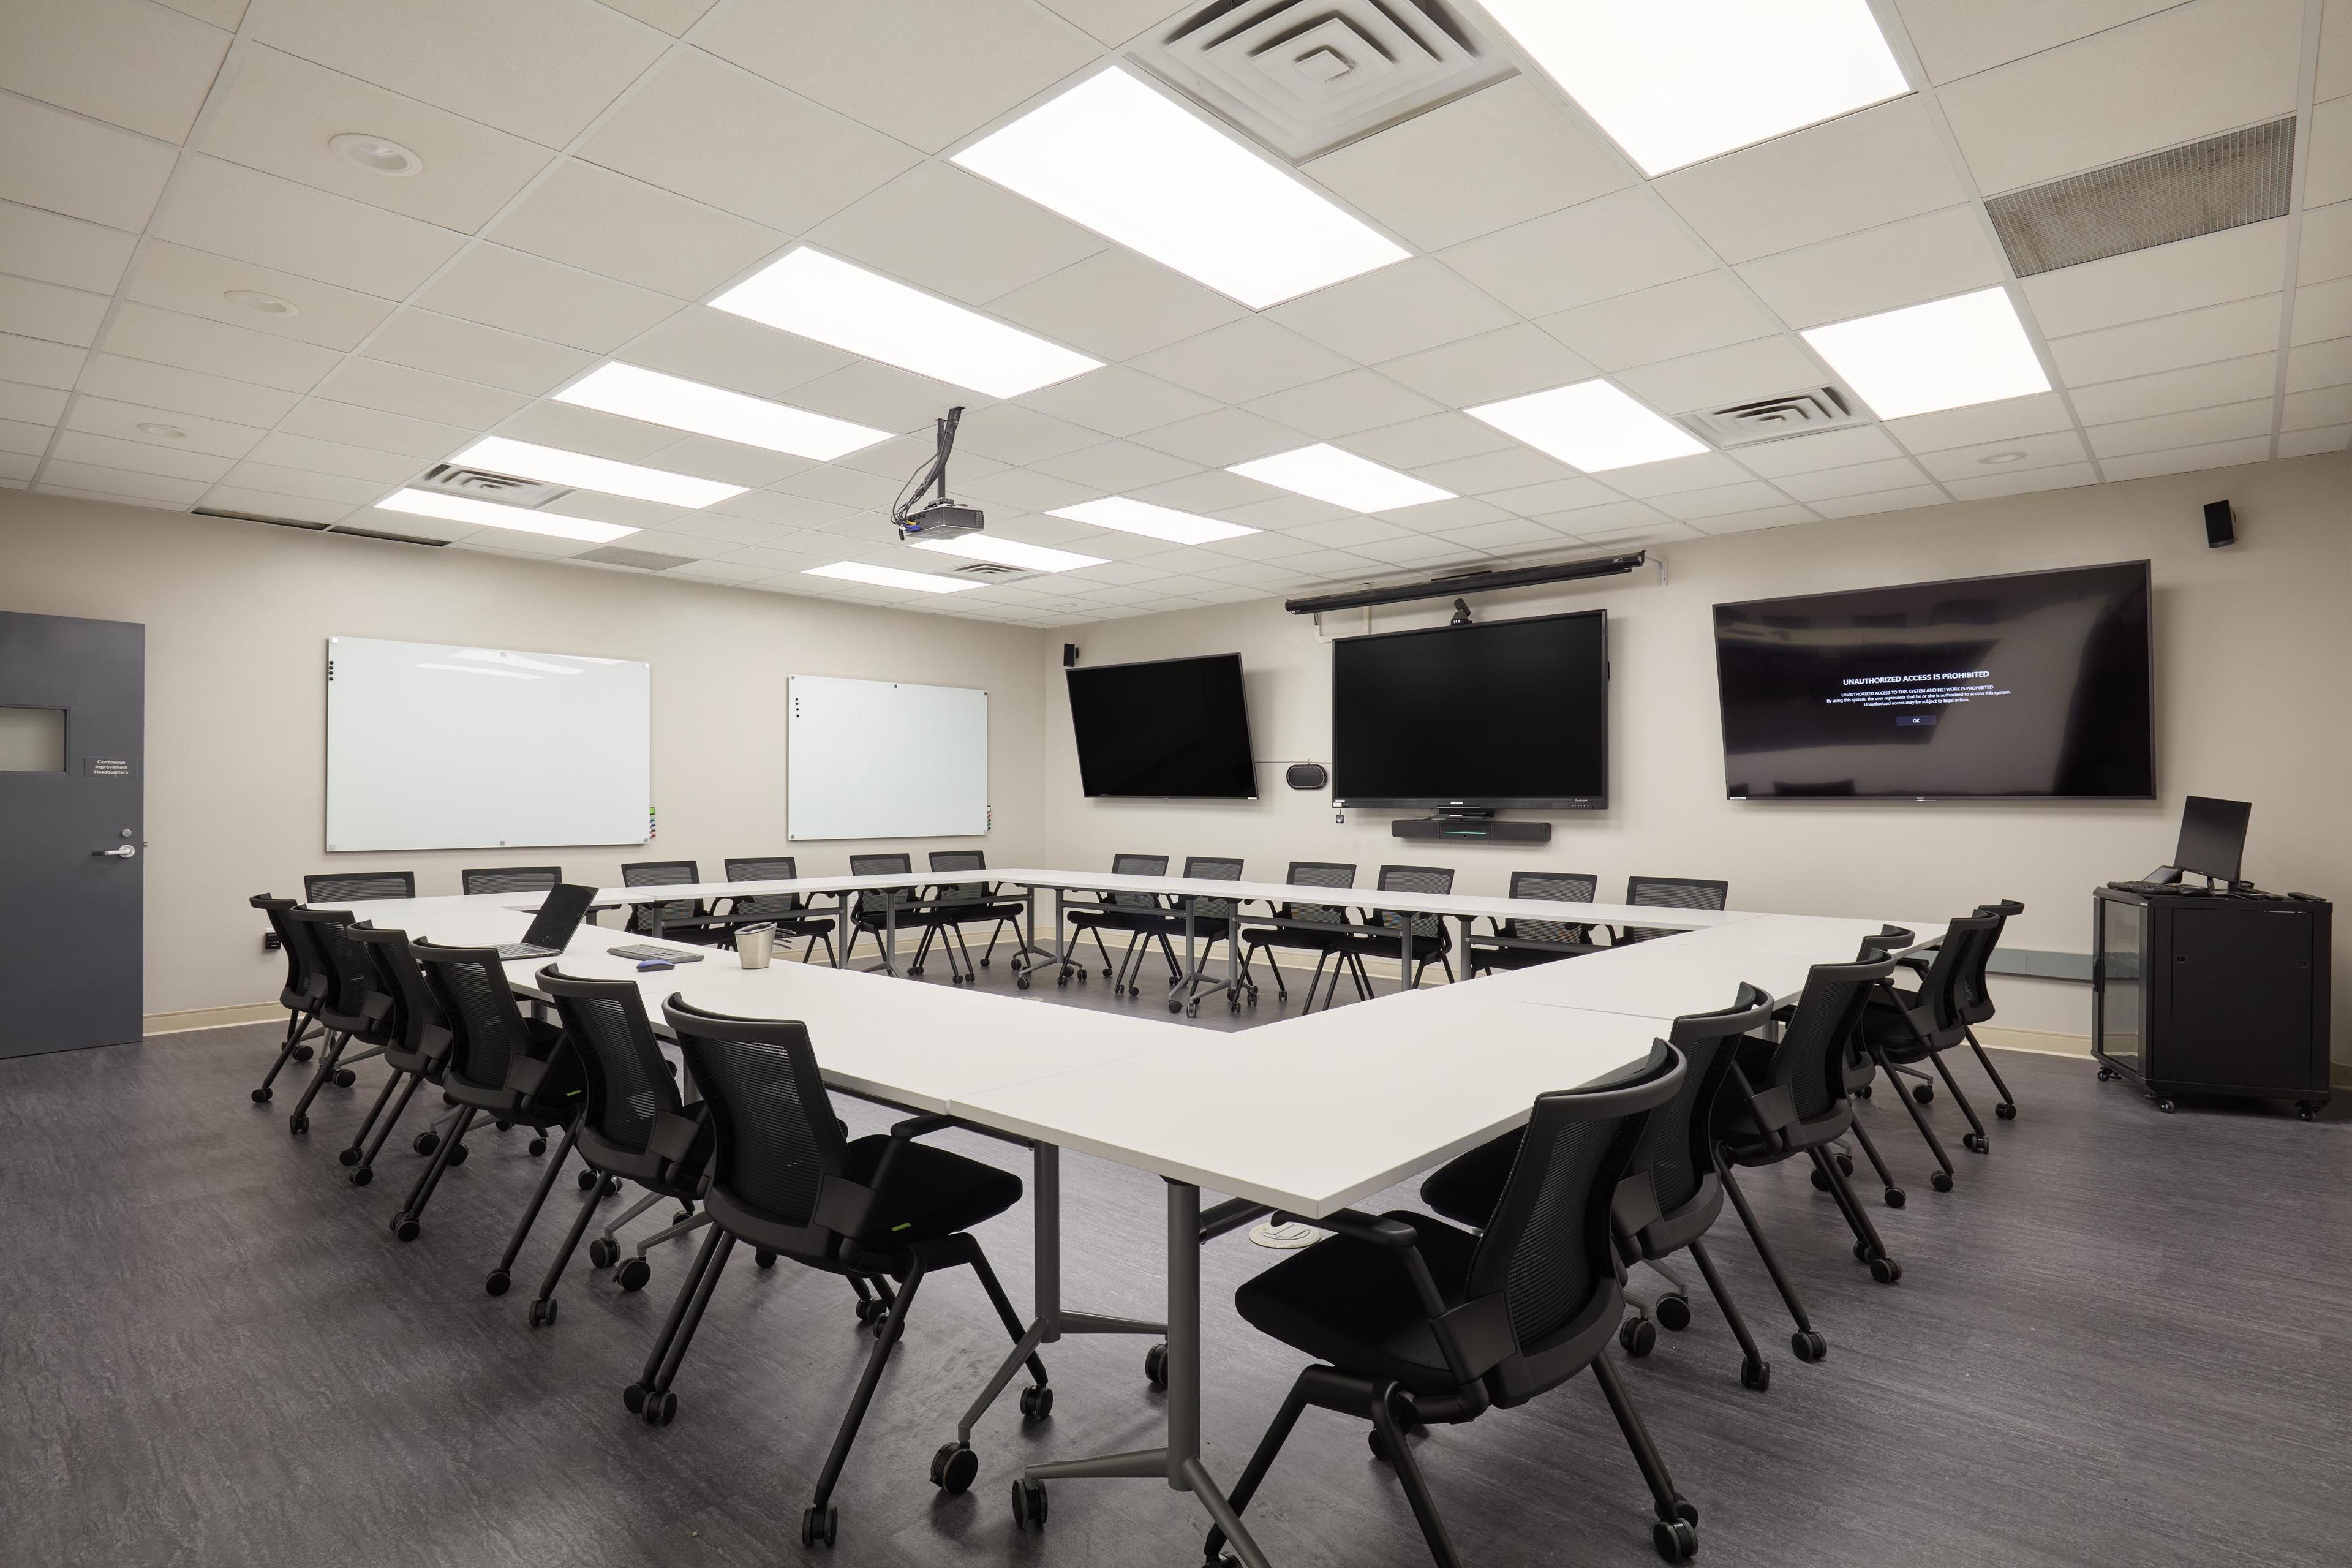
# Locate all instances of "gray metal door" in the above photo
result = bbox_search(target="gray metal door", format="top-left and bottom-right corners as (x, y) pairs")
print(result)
(0, 611), (144, 1056)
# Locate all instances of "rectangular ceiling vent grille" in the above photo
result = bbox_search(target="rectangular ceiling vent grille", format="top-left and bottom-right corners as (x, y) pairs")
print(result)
(1988, 117), (2295, 277)
(1139, 0), (1513, 162)
(414, 462), (571, 509)
(1678, 386), (1863, 448)
(194, 508), (448, 547)
(572, 545), (697, 571)
(946, 561), (1035, 582)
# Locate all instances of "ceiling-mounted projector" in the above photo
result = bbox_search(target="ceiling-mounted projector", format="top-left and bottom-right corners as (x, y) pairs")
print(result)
(891, 405), (986, 541)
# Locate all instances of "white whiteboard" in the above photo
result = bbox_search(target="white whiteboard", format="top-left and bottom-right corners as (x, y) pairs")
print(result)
(788, 675), (987, 840)
(326, 636), (651, 852)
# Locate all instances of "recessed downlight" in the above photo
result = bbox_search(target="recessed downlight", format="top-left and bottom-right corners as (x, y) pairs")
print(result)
(1978, 451), (2028, 465)
(330, 132), (423, 176)
(224, 288), (298, 317)
(136, 422), (188, 439)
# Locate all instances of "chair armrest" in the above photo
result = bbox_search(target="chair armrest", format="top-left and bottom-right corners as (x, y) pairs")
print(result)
(1278, 1206), (1417, 1248)
(417, 1022), (453, 1064)
(1720, 1061), (1790, 1153)
(1898, 954), (1931, 975)
(871, 1112), (957, 1188)
(646, 1106), (706, 1168)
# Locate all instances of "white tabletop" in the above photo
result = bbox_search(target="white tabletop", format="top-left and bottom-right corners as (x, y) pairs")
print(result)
(1655, 913), (1946, 956)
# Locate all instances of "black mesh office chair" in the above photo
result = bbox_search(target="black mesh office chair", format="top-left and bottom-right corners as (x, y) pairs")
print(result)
(304, 871), (415, 903)
(1065, 853), (1176, 997)
(1947, 899), (2023, 1121)
(840, 853), (918, 969)
(716, 856), (836, 962)
(1466, 871), (1602, 975)
(1421, 986), (1780, 1390)
(910, 851), (1026, 986)
(278, 908), (377, 1137)
(644, 998), (1040, 1548)
(1711, 952), (1902, 1366)
(394, 942), (586, 1259)
(461, 865), (562, 895)
(1238, 862), (1358, 1010)
(1208, 1045), (1702, 1566)
(526, 970), (720, 1326)
(1618, 876), (1730, 944)
(621, 860), (727, 944)
(1155, 855), (1244, 1016)
(1347, 864), (1457, 992)
(248, 894), (323, 1103)
(340, 924), (454, 1187)
(1855, 908), (2006, 1185)
(1824, 927), (1923, 1210)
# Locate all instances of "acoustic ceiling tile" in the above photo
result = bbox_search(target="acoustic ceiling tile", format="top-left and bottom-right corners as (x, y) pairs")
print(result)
(363, 309), (595, 397)
(778, 359), (975, 437)
(40, 462), (209, 503)
(0, 274), (109, 348)
(1736, 206), (2008, 330)
(0, 0), (230, 143)
(0, 381), (67, 426)
(2047, 293), (2282, 385)
(1769, 456), (1934, 502)
(1940, 460), (2100, 500)
(0, 202), (140, 295)
(488, 160), (787, 301)
(153, 157), (466, 298)
(312, 358), (529, 430)
(1891, 0), (2182, 85)
(246, 431), (421, 484)
(1537, 272), (1781, 373)
(1129, 407), (1309, 469)
(1913, 428), (2090, 480)
(2282, 383), (2352, 429)
(986, 246), (1246, 363)
(276, 397), (473, 459)
(64, 393), (264, 459)
(1377, 324), (1599, 408)
(949, 402), (1107, 467)
(101, 302), (343, 393)
(2067, 353), (2280, 425)
(811, 162), (1106, 307)
(0, 332), (88, 390)
(2276, 423), (2351, 456)
(410, 245), (680, 355)
(1651, 481), (1798, 521)
(1265, 258), (1517, 368)
(1243, 371), (1442, 439)
(2085, 398), (2274, 458)
(1613, 336), (1831, 418)
(51, 429), (232, 481)
(1600, 451), (1752, 497)
(2301, 201), (2352, 286)
(122, 241), (397, 352)
(2286, 336), (2352, 393)
(1410, 446), (1579, 497)
(0, 95), (178, 232)
(2291, 277), (2352, 346)
(1332, 411), (1513, 471)
(78, 353), (299, 427)
(1729, 424), (1901, 477)
(2021, 219), (2290, 339)
(1806, 484), (1953, 519)
(1439, 189), (1716, 318)
(218, 459), (385, 503)
(1018, 367), (1220, 439)
(1883, 391), (2076, 453)
(1031, 439), (1202, 493)
(1129, 317), (1357, 405)
(2097, 434), (2275, 480)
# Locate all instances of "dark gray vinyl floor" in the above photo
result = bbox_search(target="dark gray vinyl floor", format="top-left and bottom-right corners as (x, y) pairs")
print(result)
(5, 954), (2348, 1568)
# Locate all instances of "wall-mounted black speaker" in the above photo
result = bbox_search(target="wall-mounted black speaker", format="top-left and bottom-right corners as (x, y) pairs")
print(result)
(1284, 763), (1327, 790)
(1062, 643), (1079, 667)
(2203, 499), (2235, 548)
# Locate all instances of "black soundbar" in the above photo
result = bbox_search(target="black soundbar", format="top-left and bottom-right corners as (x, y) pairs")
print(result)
(1391, 816), (1552, 843)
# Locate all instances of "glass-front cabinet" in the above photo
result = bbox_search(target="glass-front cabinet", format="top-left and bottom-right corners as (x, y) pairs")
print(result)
(2093, 896), (2144, 1074)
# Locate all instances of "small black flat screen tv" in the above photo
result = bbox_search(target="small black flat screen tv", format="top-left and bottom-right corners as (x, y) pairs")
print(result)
(1067, 653), (1258, 799)
(1713, 561), (2154, 800)
(1331, 611), (1607, 809)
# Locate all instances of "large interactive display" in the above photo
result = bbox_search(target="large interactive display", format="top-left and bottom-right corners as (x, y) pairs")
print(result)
(1066, 653), (1258, 800)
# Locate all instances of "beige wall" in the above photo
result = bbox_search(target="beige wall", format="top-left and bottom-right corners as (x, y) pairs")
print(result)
(1033, 453), (2352, 1057)
(0, 492), (1053, 1022)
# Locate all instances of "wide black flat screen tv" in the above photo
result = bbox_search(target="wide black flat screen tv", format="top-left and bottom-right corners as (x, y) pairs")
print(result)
(1713, 561), (2154, 800)
(1067, 653), (1258, 799)
(1331, 611), (1607, 809)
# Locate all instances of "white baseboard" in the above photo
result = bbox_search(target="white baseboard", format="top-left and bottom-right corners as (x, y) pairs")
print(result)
(143, 1001), (284, 1035)
(1974, 1025), (2092, 1059)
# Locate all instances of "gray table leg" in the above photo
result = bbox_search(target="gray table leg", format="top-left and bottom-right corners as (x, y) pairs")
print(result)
(834, 892), (851, 968)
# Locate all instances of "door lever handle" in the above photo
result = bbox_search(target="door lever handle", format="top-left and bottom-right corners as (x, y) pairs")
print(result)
(95, 845), (137, 858)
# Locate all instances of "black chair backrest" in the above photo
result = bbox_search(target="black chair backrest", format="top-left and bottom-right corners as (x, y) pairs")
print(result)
(251, 894), (314, 1008)
(1621, 985), (1774, 1240)
(1372, 863), (1453, 940)
(1956, 900), (2022, 1024)
(1910, 910), (2004, 1038)
(462, 865), (562, 895)
(723, 856), (805, 919)
(304, 871), (415, 903)
(1466, 1043), (1685, 1405)
(662, 997), (846, 1255)
(1280, 861), (1355, 925)
(929, 850), (992, 905)
(540, 968), (682, 1156)
(1500, 870), (1598, 944)
(850, 853), (915, 918)
(285, 908), (371, 1027)
(1103, 853), (1170, 911)
(1623, 875), (1728, 943)
(347, 925), (440, 1066)
(1180, 856), (1242, 922)
(622, 860), (702, 929)
(412, 940), (545, 1095)
(1764, 954), (1895, 1121)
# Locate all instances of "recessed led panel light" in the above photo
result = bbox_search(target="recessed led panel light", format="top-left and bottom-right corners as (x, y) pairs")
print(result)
(1227, 444), (1455, 513)
(909, 534), (1104, 572)
(453, 435), (744, 509)
(375, 488), (639, 544)
(1801, 288), (2051, 420)
(1466, 380), (1708, 473)
(553, 363), (889, 461)
(710, 247), (1099, 399)
(952, 67), (1409, 309)
(1046, 497), (1259, 545)
(804, 560), (982, 594)
(1482, 0), (1910, 176)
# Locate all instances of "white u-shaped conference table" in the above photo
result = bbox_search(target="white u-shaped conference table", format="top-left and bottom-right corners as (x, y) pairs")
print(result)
(334, 867), (1941, 1567)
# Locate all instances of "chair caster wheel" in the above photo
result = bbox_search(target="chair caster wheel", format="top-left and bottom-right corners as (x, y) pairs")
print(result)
(1883, 1187), (1905, 1208)
(392, 1214), (420, 1242)
(577, 1169), (598, 1191)
(1653, 1516), (1697, 1561)
(673, 1208), (692, 1224)
(414, 1131), (440, 1156)
(1994, 1102), (2017, 1121)
(349, 1166), (373, 1186)
(588, 1237), (617, 1270)
(1870, 1256), (1902, 1284)
(1740, 1357), (1770, 1392)
(1366, 1426), (1394, 1461)
(1011, 1477), (1048, 1531)
(909, 966), (924, 977)
(292, 1044), (314, 1063)
(1018, 977), (1031, 990)
(799, 1504), (837, 1547)
(755, 1249), (777, 1269)
(1809, 1167), (1833, 1193)
(287, 1113), (309, 1136)
(2158, 1099), (2177, 1114)
(617, 1258), (651, 1292)
(981, 957), (992, 968)
(1792, 1330), (1827, 1362)
(2097, 1066), (2114, 1081)
(1619, 1317), (1657, 1357)
(1931, 1170), (1954, 1193)
(446, 1142), (469, 1166)
(641, 1389), (676, 1426)
(622, 1382), (646, 1414)
(495, 1120), (513, 1133)
(598, 1175), (620, 1196)
(251, 1087), (273, 1103)
(338, 1146), (361, 1166)
(1853, 1240), (1872, 1262)
(1655, 1293), (1691, 1331)
(527, 1136), (547, 1156)
(1054, 975), (1068, 988)
(1169, 1000), (1182, 1014)
(527, 1298), (557, 1328)
(1962, 1132), (1986, 1153)
(484, 1269), (510, 1297)
(1856, 1084), (1872, 1098)
(932, 1442), (978, 1494)
(1911, 1083), (1934, 1105)
(1019, 1383), (1053, 1420)
(853, 1295), (884, 1324)
(333, 1069), (356, 1088)
(1672, 1498), (1698, 1525)
(1144, 1343), (1169, 1390)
